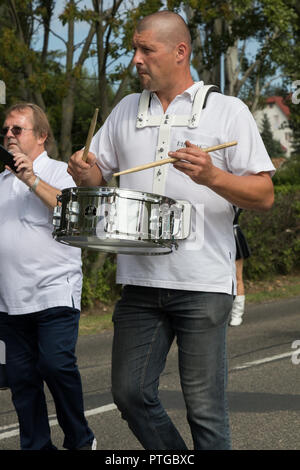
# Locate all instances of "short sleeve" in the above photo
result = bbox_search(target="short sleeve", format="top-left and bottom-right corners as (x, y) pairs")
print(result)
(225, 105), (276, 177)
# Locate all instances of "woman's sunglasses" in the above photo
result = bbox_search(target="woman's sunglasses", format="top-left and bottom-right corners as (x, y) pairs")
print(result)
(2, 126), (33, 137)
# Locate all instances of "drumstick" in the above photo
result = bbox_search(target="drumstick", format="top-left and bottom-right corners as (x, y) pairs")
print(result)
(113, 141), (237, 177)
(82, 108), (99, 162)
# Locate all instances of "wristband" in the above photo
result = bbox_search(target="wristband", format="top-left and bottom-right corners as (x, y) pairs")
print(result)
(29, 176), (40, 192)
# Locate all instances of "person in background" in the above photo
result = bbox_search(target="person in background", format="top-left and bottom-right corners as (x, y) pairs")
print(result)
(0, 346), (8, 390)
(0, 103), (96, 450)
(230, 207), (251, 326)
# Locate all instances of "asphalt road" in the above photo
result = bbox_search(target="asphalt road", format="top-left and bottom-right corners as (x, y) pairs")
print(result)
(1, 296), (300, 452)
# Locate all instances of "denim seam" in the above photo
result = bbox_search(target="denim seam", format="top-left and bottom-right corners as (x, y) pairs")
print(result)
(138, 318), (167, 449)
(221, 319), (231, 448)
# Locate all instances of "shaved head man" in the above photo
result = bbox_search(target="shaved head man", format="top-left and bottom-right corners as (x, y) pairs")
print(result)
(68, 10), (275, 451)
(136, 10), (192, 54)
(132, 11), (194, 109)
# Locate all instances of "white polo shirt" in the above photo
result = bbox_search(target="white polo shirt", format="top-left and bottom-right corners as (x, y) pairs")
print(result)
(90, 82), (275, 294)
(0, 151), (82, 315)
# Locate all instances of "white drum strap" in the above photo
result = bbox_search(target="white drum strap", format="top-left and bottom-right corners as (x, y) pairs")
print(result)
(136, 85), (218, 194)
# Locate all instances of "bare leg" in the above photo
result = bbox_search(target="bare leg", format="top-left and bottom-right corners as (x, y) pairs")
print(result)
(230, 259), (245, 326)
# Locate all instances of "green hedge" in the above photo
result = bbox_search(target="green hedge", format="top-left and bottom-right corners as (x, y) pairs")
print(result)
(81, 251), (121, 309)
(240, 185), (300, 280)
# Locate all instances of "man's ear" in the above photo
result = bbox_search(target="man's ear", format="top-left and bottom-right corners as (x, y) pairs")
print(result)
(176, 42), (189, 62)
(37, 133), (48, 146)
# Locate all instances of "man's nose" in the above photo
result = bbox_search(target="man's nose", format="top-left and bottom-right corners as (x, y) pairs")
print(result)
(133, 49), (143, 65)
(4, 128), (14, 138)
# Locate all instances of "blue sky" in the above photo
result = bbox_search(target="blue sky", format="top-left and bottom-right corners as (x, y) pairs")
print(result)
(34, 0), (100, 74)
(33, 0), (265, 92)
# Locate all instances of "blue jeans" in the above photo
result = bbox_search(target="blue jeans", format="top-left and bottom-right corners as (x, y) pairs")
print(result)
(0, 307), (94, 450)
(111, 286), (233, 450)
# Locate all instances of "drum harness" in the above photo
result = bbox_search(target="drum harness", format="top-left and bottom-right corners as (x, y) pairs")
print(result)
(136, 84), (220, 195)
(134, 84), (220, 249)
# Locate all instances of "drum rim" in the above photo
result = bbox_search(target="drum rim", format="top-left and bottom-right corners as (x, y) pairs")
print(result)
(60, 186), (177, 204)
(55, 235), (174, 255)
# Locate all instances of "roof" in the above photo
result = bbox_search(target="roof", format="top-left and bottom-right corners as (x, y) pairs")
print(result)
(266, 96), (290, 118)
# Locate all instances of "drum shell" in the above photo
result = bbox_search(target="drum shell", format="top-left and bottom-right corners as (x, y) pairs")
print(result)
(53, 187), (185, 255)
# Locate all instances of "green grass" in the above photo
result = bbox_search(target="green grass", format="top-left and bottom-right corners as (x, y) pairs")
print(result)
(79, 311), (113, 335)
(245, 274), (300, 304)
(247, 285), (300, 304)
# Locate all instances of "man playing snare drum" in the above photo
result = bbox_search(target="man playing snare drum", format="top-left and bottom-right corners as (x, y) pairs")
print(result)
(68, 11), (275, 450)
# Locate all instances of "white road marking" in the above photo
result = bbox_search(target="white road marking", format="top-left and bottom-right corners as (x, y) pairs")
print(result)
(0, 403), (117, 441)
(0, 351), (295, 442)
(231, 351), (294, 370)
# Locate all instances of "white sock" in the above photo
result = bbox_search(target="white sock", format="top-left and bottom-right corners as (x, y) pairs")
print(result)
(230, 295), (245, 325)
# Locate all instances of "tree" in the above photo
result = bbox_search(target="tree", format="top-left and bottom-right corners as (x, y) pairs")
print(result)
(260, 113), (286, 158)
(58, 0), (96, 160)
(288, 101), (300, 156)
(90, 0), (163, 121)
(0, 0), (49, 108)
(279, 2), (300, 156)
(168, 0), (297, 109)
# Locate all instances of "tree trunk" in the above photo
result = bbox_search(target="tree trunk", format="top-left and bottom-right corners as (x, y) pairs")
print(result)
(184, 5), (222, 87)
(8, 0), (46, 109)
(250, 73), (261, 114)
(59, 2), (95, 161)
(60, 77), (77, 161)
(224, 38), (239, 96)
(60, 2), (75, 161)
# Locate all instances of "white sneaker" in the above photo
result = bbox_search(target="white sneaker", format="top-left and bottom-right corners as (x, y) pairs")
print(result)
(230, 295), (245, 326)
(230, 315), (243, 326)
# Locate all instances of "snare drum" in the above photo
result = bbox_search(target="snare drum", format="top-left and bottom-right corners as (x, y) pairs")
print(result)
(53, 187), (191, 255)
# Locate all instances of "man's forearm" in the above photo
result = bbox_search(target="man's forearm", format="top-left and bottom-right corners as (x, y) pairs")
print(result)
(26, 175), (62, 209)
(208, 170), (274, 211)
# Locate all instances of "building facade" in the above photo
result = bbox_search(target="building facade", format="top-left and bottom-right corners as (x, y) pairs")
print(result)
(254, 96), (293, 157)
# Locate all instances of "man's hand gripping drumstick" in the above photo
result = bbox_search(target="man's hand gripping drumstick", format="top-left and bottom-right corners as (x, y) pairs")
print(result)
(169, 140), (234, 187)
(169, 140), (273, 210)
(67, 108), (105, 187)
(113, 141), (237, 177)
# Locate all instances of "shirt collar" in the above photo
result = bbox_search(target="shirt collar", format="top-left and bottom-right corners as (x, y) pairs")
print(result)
(150, 81), (204, 105)
(181, 81), (204, 102)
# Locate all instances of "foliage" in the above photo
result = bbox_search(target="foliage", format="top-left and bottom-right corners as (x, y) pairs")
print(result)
(170, 0), (298, 102)
(272, 155), (300, 186)
(241, 186), (300, 280)
(288, 101), (300, 156)
(81, 252), (121, 309)
(260, 113), (286, 158)
(275, 2), (300, 155)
